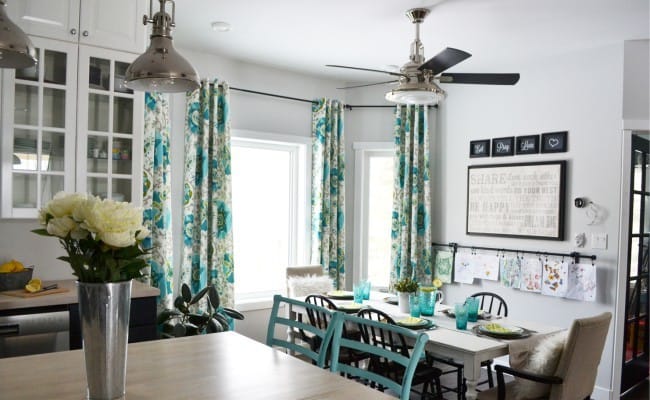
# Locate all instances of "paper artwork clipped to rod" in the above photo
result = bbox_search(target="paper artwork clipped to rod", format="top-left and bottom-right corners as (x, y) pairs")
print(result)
(453, 252), (475, 284)
(500, 256), (521, 289)
(520, 257), (543, 293)
(566, 263), (597, 301)
(471, 254), (500, 281)
(434, 250), (454, 284)
(541, 259), (569, 297)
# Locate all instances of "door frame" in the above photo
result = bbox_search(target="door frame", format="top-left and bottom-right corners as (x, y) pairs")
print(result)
(614, 119), (649, 399)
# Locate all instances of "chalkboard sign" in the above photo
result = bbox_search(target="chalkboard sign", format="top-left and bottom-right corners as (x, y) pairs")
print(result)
(466, 161), (566, 240)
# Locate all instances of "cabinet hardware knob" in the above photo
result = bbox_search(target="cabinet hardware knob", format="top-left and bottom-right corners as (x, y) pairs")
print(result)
(70, 28), (77, 35)
(82, 30), (89, 37)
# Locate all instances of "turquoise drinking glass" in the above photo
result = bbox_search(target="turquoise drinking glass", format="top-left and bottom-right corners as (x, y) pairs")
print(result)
(466, 297), (480, 322)
(409, 294), (421, 318)
(362, 280), (371, 300)
(353, 283), (364, 304)
(455, 303), (468, 330)
(419, 288), (434, 316)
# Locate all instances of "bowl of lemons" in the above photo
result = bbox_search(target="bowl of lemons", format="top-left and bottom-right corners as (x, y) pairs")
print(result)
(0, 260), (33, 291)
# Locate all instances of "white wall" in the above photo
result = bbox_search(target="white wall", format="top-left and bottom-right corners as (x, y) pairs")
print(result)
(623, 40), (650, 122)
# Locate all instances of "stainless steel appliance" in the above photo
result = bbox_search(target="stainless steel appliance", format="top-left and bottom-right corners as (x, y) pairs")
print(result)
(0, 307), (69, 358)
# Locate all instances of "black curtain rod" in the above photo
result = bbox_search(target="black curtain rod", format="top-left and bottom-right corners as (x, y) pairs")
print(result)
(228, 86), (436, 110)
(432, 241), (597, 264)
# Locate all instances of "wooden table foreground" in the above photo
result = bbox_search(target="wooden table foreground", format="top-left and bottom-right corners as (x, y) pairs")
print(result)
(0, 331), (393, 399)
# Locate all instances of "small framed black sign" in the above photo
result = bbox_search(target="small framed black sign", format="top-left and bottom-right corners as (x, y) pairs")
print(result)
(492, 137), (514, 156)
(469, 139), (490, 158)
(541, 131), (568, 153)
(516, 135), (540, 155)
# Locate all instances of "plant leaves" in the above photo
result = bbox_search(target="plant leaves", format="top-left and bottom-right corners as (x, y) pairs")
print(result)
(173, 295), (189, 314)
(183, 322), (199, 336)
(214, 313), (230, 332)
(221, 307), (245, 320)
(157, 309), (182, 325)
(173, 322), (187, 337)
(188, 313), (210, 327)
(181, 283), (192, 303)
(208, 285), (220, 309)
(189, 286), (209, 305)
(31, 228), (50, 236)
(207, 318), (223, 333)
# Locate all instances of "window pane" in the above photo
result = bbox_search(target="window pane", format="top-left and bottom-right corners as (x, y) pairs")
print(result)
(41, 175), (64, 204)
(366, 155), (394, 288)
(42, 131), (65, 172)
(13, 173), (37, 208)
(13, 129), (38, 171)
(14, 84), (38, 125)
(42, 88), (66, 128)
(232, 145), (292, 297)
(43, 50), (67, 85)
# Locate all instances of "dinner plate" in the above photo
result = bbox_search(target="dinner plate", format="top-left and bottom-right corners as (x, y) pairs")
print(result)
(444, 309), (492, 320)
(477, 323), (525, 337)
(326, 290), (354, 300)
(337, 302), (364, 312)
(383, 296), (398, 305)
(395, 317), (430, 328)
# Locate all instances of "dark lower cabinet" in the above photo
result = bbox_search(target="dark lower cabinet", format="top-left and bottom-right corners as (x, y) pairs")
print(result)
(69, 296), (157, 349)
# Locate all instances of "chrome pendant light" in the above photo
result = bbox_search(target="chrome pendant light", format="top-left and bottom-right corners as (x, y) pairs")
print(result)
(0, 0), (37, 69)
(125, 0), (199, 93)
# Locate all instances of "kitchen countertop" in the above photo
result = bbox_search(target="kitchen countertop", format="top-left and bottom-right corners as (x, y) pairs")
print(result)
(0, 279), (159, 311)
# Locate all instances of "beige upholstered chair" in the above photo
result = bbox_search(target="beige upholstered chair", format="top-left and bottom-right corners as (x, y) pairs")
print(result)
(285, 265), (326, 350)
(477, 312), (612, 400)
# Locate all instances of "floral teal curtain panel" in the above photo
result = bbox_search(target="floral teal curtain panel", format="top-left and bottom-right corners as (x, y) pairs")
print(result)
(310, 99), (346, 289)
(181, 80), (235, 307)
(390, 105), (432, 288)
(142, 92), (174, 311)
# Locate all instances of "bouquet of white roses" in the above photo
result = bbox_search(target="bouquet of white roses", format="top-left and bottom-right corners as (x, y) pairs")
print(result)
(33, 192), (150, 283)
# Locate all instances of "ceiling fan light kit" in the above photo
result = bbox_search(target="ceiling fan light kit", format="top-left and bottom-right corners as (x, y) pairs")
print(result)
(125, 0), (200, 93)
(0, 0), (37, 69)
(328, 7), (520, 105)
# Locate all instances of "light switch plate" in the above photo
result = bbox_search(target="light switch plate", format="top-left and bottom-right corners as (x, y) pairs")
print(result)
(591, 233), (607, 249)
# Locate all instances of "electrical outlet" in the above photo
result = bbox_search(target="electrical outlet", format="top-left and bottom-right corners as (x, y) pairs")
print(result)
(591, 233), (607, 249)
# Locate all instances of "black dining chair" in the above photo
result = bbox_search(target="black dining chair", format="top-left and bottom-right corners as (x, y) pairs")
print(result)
(357, 308), (443, 399)
(432, 292), (509, 399)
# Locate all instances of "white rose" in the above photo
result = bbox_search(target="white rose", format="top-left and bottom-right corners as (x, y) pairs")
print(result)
(70, 226), (90, 240)
(46, 192), (88, 218)
(136, 227), (150, 241)
(72, 195), (98, 223)
(46, 216), (78, 238)
(83, 199), (146, 248)
(99, 231), (136, 248)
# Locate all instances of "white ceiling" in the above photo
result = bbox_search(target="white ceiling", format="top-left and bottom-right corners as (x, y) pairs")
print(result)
(173, 0), (649, 83)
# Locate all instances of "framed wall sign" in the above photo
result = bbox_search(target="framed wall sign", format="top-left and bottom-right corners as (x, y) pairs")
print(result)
(492, 137), (514, 156)
(516, 135), (540, 155)
(541, 131), (568, 153)
(469, 139), (490, 158)
(466, 161), (566, 240)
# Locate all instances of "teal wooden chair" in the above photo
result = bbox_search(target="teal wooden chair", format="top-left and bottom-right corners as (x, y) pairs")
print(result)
(266, 294), (336, 368)
(329, 312), (431, 399)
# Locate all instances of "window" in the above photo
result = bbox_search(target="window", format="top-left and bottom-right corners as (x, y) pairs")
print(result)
(231, 130), (310, 302)
(353, 142), (394, 289)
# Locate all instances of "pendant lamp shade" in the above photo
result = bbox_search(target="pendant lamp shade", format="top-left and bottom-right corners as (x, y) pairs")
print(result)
(0, 0), (37, 69)
(124, 0), (199, 93)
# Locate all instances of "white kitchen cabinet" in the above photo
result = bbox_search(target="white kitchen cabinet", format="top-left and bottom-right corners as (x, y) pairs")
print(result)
(1, 37), (78, 218)
(76, 45), (143, 206)
(6, 0), (146, 54)
(0, 39), (144, 218)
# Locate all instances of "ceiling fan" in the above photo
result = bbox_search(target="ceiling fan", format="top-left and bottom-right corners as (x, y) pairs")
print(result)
(326, 8), (520, 105)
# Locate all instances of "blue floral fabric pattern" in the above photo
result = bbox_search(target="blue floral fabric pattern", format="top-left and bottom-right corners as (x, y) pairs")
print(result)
(181, 80), (234, 307)
(390, 105), (432, 288)
(142, 92), (174, 311)
(310, 99), (345, 289)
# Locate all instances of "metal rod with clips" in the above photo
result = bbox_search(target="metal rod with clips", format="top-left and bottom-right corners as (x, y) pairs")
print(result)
(432, 241), (597, 264)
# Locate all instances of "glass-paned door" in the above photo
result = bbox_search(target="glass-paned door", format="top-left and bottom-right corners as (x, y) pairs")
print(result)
(1, 37), (77, 218)
(622, 133), (650, 394)
(76, 45), (143, 205)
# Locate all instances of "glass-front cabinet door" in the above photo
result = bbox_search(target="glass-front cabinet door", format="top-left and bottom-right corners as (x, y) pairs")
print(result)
(1, 37), (77, 218)
(76, 45), (143, 205)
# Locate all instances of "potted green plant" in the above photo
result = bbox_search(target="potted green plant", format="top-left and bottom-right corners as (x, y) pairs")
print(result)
(157, 283), (244, 337)
(394, 277), (419, 313)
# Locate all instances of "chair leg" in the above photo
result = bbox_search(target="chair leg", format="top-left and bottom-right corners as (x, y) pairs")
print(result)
(456, 369), (464, 400)
(487, 363), (494, 388)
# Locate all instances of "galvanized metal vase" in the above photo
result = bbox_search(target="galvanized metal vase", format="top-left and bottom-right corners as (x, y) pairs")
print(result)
(77, 280), (132, 400)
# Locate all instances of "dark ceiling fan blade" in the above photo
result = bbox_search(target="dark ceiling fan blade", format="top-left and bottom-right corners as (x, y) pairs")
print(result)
(439, 73), (520, 85)
(418, 47), (471, 75)
(337, 80), (399, 89)
(326, 64), (407, 78)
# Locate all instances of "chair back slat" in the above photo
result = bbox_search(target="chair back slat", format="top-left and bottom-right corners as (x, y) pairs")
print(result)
(471, 291), (508, 317)
(266, 294), (336, 368)
(329, 312), (429, 399)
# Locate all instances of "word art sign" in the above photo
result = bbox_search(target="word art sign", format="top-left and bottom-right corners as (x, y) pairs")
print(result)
(466, 161), (566, 240)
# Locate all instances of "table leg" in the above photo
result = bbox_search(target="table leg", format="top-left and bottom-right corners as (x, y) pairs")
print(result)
(463, 357), (482, 400)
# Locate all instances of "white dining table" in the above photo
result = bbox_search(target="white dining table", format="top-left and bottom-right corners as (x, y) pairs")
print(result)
(292, 291), (564, 400)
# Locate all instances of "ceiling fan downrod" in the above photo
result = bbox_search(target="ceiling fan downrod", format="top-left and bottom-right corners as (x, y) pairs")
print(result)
(406, 8), (429, 66)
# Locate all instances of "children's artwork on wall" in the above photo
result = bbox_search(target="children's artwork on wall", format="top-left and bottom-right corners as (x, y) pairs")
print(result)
(453, 252), (475, 284)
(520, 257), (542, 292)
(541, 259), (569, 297)
(472, 253), (500, 281)
(434, 250), (454, 284)
(500, 256), (521, 288)
(566, 263), (597, 301)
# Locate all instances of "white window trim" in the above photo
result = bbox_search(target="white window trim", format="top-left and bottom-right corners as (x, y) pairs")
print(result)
(353, 141), (393, 290)
(231, 129), (311, 304)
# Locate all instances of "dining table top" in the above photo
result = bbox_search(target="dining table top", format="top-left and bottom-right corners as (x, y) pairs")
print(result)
(0, 331), (396, 399)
